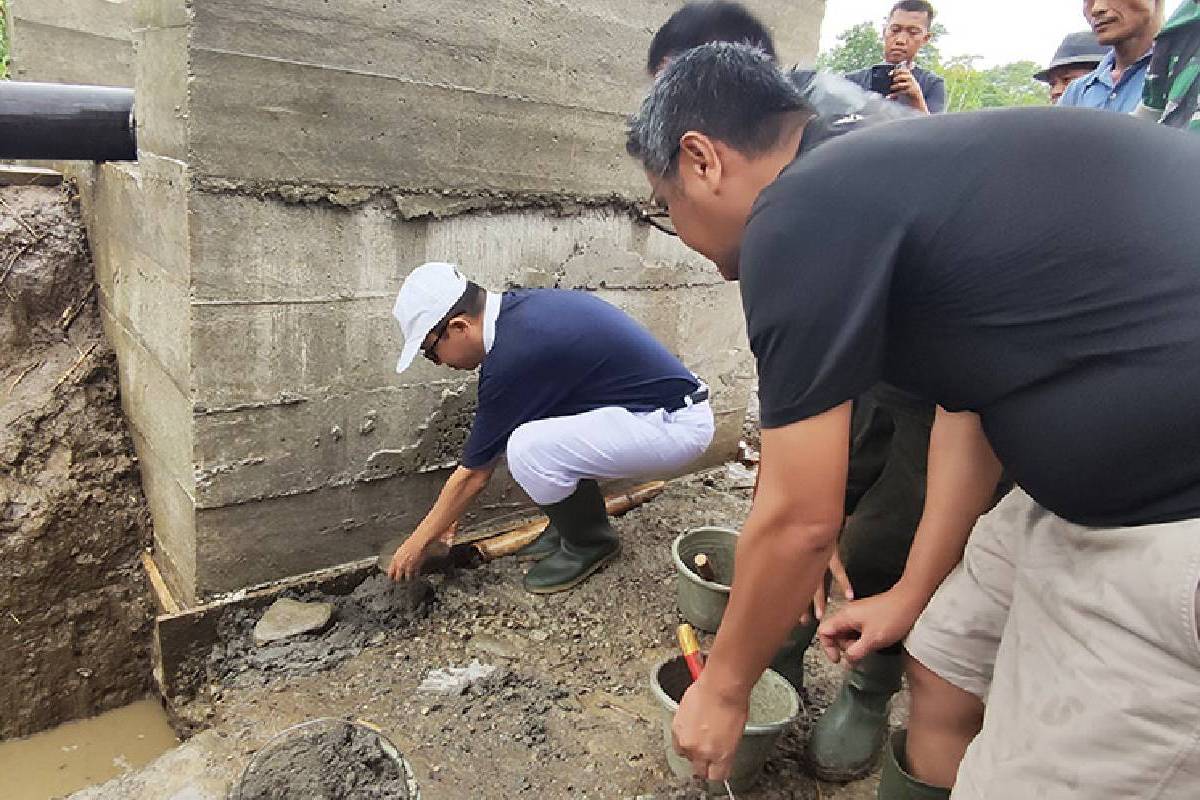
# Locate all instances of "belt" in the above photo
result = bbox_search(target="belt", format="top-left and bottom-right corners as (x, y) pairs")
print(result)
(664, 387), (710, 412)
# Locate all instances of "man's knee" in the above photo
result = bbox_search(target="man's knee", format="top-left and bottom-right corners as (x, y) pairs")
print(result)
(905, 652), (984, 732)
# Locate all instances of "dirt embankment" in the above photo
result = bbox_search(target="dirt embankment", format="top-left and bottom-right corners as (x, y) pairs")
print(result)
(0, 183), (155, 739)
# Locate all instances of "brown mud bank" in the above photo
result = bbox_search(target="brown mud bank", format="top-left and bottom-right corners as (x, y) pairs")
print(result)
(0, 183), (155, 739)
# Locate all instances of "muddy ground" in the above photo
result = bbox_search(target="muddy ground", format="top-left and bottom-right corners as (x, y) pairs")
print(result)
(146, 468), (905, 799)
(0, 184), (154, 738)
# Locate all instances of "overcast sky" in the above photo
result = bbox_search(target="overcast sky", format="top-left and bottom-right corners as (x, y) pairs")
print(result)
(819, 1), (1096, 67)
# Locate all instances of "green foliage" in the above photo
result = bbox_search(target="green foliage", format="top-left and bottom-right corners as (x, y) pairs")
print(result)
(0, 0), (8, 80)
(818, 20), (1048, 111)
(815, 21), (882, 73)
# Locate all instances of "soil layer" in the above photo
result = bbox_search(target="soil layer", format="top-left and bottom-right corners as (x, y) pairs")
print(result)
(0, 184), (154, 739)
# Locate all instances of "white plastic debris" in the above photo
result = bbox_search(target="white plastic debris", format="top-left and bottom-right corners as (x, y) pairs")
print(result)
(417, 660), (498, 695)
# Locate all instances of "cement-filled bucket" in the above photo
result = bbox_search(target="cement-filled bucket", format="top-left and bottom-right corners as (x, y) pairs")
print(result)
(650, 654), (800, 794)
(673, 526), (737, 633)
(232, 717), (420, 800)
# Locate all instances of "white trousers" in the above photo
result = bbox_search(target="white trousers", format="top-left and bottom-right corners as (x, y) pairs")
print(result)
(505, 402), (715, 505)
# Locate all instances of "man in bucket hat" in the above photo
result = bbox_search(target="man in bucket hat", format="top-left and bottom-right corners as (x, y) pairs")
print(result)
(385, 262), (714, 594)
(1035, 31), (1108, 103)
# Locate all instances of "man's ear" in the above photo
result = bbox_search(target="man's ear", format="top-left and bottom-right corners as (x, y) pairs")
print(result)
(448, 316), (471, 334)
(678, 131), (723, 187)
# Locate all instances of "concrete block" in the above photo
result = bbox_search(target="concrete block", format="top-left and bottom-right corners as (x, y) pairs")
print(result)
(190, 298), (402, 405)
(128, 426), (198, 607)
(192, 381), (478, 509)
(134, 25), (190, 162)
(89, 160), (191, 384)
(189, 193), (425, 303)
(186, 48), (644, 196)
(98, 307), (194, 489)
(190, 0), (650, 116)
(133, 0), (190, 30)
(11, 0), (134, 42)
(7, 19), (134, 86)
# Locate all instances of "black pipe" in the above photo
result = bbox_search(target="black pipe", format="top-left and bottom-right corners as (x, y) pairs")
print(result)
(0, 82), (136, 162)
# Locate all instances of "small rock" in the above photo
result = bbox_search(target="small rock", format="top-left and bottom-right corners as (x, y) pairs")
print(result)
(417, 660), (498, 695)
(725, 461), (757, 489)
(253, 598), (334, 646)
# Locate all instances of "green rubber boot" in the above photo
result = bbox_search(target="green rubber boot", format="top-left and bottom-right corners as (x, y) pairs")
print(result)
(769, 618), (818, 692)
(805, 651), (903, 782)
(877, 730), (951, 800)
(523, 480), (619, 594)
(511, 525), (560, 562)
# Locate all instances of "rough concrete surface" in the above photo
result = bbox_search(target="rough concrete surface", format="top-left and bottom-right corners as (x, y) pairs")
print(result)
(90, 469), (899, 799)
(0, 184), (155, 738)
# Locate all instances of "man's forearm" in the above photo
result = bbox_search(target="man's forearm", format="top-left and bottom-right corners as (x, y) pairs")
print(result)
(410, 465), (493, 549)
(896, 408), (1003, 600)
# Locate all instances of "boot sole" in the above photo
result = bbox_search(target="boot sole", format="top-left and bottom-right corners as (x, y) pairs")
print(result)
(803, 750), (882, 784)
(514, 551), (554, 563)
(523, 546), (621, 595)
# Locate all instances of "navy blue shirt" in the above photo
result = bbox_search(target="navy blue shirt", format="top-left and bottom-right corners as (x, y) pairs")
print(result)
(461, 290), (698, 468)
(845, 64), (946, 113)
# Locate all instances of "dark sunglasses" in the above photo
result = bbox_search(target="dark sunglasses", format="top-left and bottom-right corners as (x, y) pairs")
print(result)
(421, 289), (474, 365)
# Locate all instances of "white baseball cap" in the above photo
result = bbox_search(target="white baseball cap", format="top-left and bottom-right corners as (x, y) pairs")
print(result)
(392, 261), (469, 373)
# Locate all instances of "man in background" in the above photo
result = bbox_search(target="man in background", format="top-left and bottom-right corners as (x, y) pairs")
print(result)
(1060, 0), (1164, 110)
(845, 1), (946, 114)
(1034, 31), (1107, 104)
(1137, 0), (1200, 129)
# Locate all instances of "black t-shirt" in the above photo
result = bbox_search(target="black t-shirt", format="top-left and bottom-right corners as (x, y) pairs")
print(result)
(741, 107), (1200, 527)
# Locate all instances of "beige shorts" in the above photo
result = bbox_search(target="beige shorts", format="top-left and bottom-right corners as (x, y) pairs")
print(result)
(905, 488), (1200, 799)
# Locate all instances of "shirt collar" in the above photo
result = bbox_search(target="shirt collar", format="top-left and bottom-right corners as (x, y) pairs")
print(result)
(1087, 46), (1153, 89)
(482, 291), (502, 354)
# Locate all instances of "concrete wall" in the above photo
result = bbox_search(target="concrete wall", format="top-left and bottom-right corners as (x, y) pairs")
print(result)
(9, 0), (135, 86)
(12, 0), (826, 604)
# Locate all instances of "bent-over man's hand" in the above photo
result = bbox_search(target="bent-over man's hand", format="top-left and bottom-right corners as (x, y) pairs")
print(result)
(803, 547), (854, 626)
(671, 675), (749, 782)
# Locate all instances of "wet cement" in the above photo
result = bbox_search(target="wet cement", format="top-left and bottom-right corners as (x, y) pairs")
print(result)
(209, 575), (434, 687)
(0, 698), (178, 800)
(236, 722), (411, 800)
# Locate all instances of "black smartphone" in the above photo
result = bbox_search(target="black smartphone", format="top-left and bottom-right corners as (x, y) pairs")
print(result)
(868, 63), (895, 97)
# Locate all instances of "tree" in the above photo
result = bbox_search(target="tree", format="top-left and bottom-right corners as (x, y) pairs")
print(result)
(815, 21), (882, 73)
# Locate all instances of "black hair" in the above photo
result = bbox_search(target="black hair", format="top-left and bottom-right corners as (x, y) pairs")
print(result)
(646, 1), (777, 75)
(890, 1), (936, 26)
(628, 42), (810, 176)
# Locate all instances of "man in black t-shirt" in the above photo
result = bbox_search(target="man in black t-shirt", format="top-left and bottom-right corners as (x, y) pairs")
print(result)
(627, 43), (1200, 799)
(645, 4), (947, 782)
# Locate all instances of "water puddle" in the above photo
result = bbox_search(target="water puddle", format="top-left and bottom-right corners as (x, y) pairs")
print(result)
(0, 697), (179, 800)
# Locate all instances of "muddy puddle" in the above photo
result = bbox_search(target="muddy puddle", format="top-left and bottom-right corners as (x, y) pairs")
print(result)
(0, 697), (178, 800)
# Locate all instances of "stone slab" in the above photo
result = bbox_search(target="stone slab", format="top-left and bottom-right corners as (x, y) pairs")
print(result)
(253, 597), (334, 645)
(67, 730), (240, 800)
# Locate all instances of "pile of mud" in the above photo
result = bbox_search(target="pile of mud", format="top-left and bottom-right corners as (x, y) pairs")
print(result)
(209, 575), (434, 687)
(0, 184), (154, 738)
(236, 720), (412, 800)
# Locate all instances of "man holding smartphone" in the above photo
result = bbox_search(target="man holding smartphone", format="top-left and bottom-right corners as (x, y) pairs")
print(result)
(846, 1), (946, 114)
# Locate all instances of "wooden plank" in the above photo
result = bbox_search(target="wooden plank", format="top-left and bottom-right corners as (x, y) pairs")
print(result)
(141, 549), (181, 615)
(0, 165), (64, 186)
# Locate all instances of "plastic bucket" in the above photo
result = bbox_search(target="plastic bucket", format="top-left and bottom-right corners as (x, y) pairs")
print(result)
(672, 526), (738, 633)
(649, 654), (800, 794)
(673, 526), (817, 691)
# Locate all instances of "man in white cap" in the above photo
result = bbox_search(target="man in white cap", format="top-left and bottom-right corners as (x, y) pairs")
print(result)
(385, 262), (715, 594)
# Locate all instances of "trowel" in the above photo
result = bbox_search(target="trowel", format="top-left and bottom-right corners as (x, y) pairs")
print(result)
(676, 624), (737, 800)
(375, 535), (479, 577)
